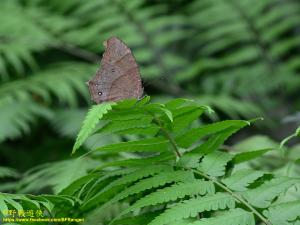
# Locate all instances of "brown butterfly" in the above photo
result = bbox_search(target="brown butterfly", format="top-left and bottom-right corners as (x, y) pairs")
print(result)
(87, 37), (143, 104)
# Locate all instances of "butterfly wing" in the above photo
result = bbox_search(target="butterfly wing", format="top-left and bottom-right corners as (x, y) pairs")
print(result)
(88, 37), (143, 104)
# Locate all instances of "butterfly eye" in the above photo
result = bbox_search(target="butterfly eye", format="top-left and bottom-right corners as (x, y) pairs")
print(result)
(98, 92), (102, 96)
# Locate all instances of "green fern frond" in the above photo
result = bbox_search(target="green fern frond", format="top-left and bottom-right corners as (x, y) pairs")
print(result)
(191, 125), (249, 154)
(142, 103), (174, 122)
(164, 98), (195, 110)
(0, 1), (51, 77)
(178, 0), (300, 104)
(0, 193), (29, 212)
(60, 0), (188, 82)
(58, 173), (99, 196)
(75, 168), (137, 199)
(84, 165), (172, 202)
(243, 177), (298, 208)
(0, 64), (92, 143)
(0, 63), (94, 106)
(169, 105), (207, 133)
(82, 202), (129, 225)
(114, 215), (196, 225)
(0, 99), (52, 142)
(72, 102), (115, 154)
(93, 152), (174, 171)
(176, 120), (249, 148)
(263, 200), (300, 225)
(0, 167), (19, 179)
(0, 1), (77, 78)
(93, 137), (169, 154)
(222, 169), (265, 191)
(50, 109), (122, 151)
(51, 109), (87, 138)
(233, 149), (273, 164)
(199, 151), (233, 177)
(63, 98), (300, 224)
(189, 208), (255, 225)
(102, 165), (172, 190)
(0, 192), (64, 215)
(18, 158), (98, 194)
(112, 212), (161, 225)
(148, 193), (235, 225)
(100, 108), (147, 121)
(119, 180), (215, 217)
(98, 117), (159, 136)
(82, 170), (194, 211)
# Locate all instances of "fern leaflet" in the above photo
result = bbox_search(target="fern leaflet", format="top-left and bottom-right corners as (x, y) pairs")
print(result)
(148, 193), (235, 225)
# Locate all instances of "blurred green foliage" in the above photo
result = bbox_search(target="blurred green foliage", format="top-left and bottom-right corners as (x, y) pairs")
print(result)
(0, 0), (300, 201)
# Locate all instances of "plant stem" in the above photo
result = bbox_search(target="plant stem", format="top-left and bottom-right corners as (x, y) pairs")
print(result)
(161, 126), (182, 158)
(153, 117), (181, 158)
(192, 169), (272, 225)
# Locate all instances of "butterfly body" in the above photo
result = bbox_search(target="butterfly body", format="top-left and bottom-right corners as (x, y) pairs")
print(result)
(87, 37), (143, 104)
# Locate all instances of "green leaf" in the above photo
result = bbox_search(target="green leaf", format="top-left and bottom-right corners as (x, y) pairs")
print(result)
(191, 125), (248, 154)
(0, 199), (8, 215)
(59, 173), (98, 195)
(112, 212), (160, 225)
(0, 193), (53, 213)
(72, 103), (115, 154)
(176, 120), (249, 148)
(171, 106), (206, 132)
(95, 165), (173, 197)
(81, 166), (173, 210)
(112, 99), (139, 109)
(148, 193), (235, 225)
(91, 170), (195, 213)
(263, 200), (300, 225)
(0, 167), (20, 178)
(39, 195), (78, 207)
(18, 158), (96, 194)
(135, 95), (151, 106)
(190, 209), (255, 225)
(0, 100), (53, 143)
(0, 193), (22, 212)
(177, 152), (204, 168)
(93, 137), (169, 154)
(81, 168), (138, 202)
(199, 151), (233, 177)
(233, 135), (278, 151)
(143, 103), (173, 122)
(222, 169), (265, 191)
(118, 180), (215, 217)
(111, 170), (194, 201)
(243, 177), (298, 208)
(102, 108), (146, 121)
(165, 98), (194, 110)
(98, 116), (159, 135)
(233, 149), (273, 164)
(93, 152), (174, 170)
